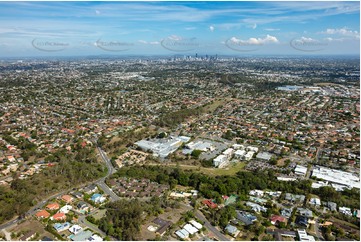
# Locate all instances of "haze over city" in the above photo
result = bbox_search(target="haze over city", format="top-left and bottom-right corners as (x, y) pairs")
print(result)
(0, 1), (359, 57)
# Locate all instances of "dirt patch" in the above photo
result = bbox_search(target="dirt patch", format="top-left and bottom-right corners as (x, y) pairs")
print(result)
(139, 204), (192, 240)
(10, 219), (54, 240)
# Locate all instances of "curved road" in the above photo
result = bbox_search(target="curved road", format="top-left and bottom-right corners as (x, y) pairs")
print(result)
(180, 204), (229, 241)
(0, 142), (119, 231)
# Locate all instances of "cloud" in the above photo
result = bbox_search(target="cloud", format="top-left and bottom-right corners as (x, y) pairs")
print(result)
(321, 27), (359, 39)
(324, 37), (345, 42)
(167, 35), (183, 41)
(251, 23), (257, 29)
(209, 25), (215, 32)
(229, 34), (279, 45)
(264, 28), (280, 31)
(95, 10), (100, 15)
(298, 37), (318, 43)
(185, 27), (196, 30)
(138, 40), (160, 45)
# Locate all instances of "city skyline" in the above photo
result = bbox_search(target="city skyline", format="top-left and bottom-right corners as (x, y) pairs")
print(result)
(0, 1), (360, 57)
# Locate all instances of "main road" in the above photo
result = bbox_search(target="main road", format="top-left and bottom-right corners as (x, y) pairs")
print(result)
(95, 146), (120, 201)
(180, 204), (229, 241)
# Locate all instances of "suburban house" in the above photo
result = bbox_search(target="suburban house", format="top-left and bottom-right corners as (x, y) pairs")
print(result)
(46, 202), (60, 211)
(53, 222), (71, 232)
(225, 224), (240, 237)
(236, 210), (257, 226)
(297, 208), (313, 218)
(77, 201), (89, 211)
(35, 210), (50, 219)
(68, 224), (83, 234)
(266, 229), (297, 241)
(61, 195), (74, 203)
(324, 201), (337, 212)
(285, 193), (305, 204)
(281, 208), (292, 218)
(246, 201), (267, 213)
(297, 229), (315, 241)
(295, 216), (309, 227)
(152, 217), (172, 236)
(270, 215), (287, 225)
(90, 193), (106, 203)
(202, 199), (218, 209)
(83, 184), (98, 195)
(19, 231), (36, 241)
(51, 212), (66, 221)
(309, 197), (321, 206)
(69, 230), (93, 241)
(60, 205), (72, 214)
(86, 234), (103, 241)
(72, 192), (83, 199)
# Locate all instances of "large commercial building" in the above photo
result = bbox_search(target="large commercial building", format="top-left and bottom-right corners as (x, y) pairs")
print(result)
(311, 166), (360, 189)
(135, 136), (190, 158)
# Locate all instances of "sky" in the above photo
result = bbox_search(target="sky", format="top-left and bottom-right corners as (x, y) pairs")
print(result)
(0, 1), (359, 57)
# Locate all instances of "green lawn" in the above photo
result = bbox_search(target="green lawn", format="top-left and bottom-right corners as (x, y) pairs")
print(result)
(202, 98), (231, 113)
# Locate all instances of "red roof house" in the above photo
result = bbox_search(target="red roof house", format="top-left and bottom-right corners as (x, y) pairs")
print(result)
(270, 215), (287, 225)
(61, 195), (74, 203)
(52, 213), (66, 221)
(35, 210), (50, 219)
(46, 202), (60, 210)
(202, 199), (218, 209)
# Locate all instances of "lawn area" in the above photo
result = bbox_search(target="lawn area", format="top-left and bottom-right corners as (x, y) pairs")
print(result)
(147, 160), (246, 177)
(153, 162), (246, 176)
(91, 209), (107, 220)
(202, 98), (231, 113)
(199, 162), (246, 176)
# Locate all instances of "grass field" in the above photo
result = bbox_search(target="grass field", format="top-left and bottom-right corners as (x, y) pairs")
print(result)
(91, 209), (107, 220)
(202, 97), (231, 113)
(149, 161), (246, 176)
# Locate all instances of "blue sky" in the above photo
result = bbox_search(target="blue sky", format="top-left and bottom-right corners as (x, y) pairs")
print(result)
(0, 1), (359, 57)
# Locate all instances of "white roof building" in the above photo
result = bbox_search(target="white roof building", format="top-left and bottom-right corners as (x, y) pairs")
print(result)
(86, 234), (103, 241)
(135, 136), (186, 158)
(175, 230), (188, 239)
(312, 166), (360, 189)
(232, 144), (244, 150)
(68, 225), (83, 235)
(339, 207), (352, 216)
(189, 220), (202, 230)
(223, 148), (235, 158)
(247, 146), (259, 152)
(60, 205), (72, 214)
(256, 152), (272, 161)
(246, 202), (267, 213)
(183, 224), (198, 235)
(298, 229), (315, 241)
(244, 151), (255, 161)
(234, 149), (246, 158)
(213, 154), (228, 167)
(309, 198), (321, 206)
(249, 190), (264, 197)
(295, 165), (308, 176)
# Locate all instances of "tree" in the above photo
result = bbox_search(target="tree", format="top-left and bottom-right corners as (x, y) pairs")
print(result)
(191, 150), (202, 159)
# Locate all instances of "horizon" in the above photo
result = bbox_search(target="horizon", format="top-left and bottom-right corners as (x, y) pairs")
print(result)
(0, 53), (360, 61)
(0, 1), (360, 57)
